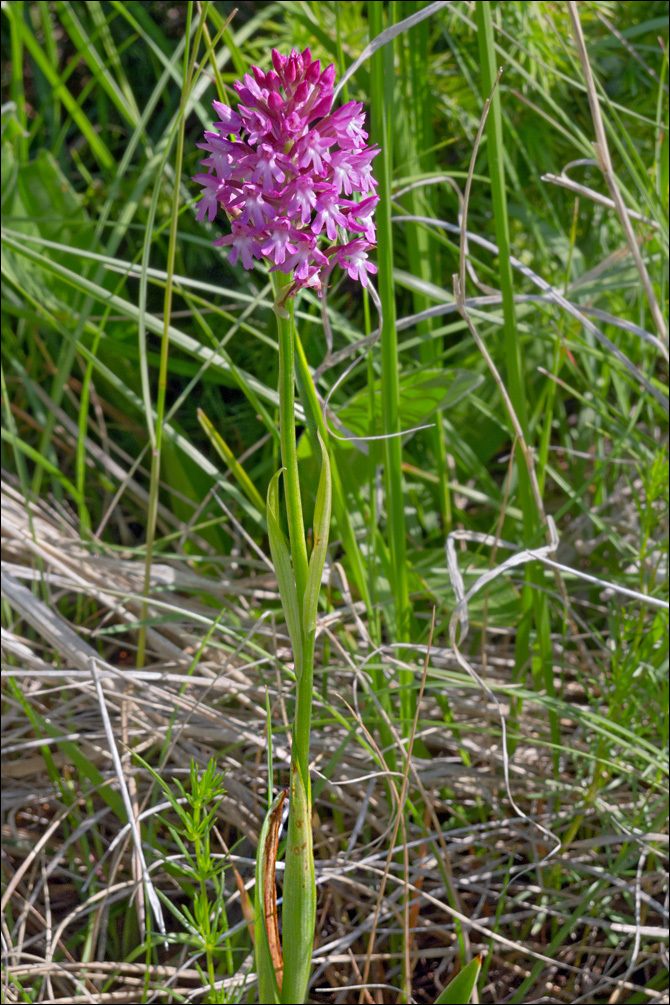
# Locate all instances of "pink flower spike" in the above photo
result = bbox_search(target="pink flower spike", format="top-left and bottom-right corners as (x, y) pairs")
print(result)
(197, 133), (246, 180)
(238, 106), (273, 145)
(342, 195), (379, 241)
(328, 151), (356, 196)
(301, 266), (323, 295)
(319, 63), (336, 91)
(296, 130), (333, 175)
(252, 143), (287, 190)
(271, 49), (287, 75)
(232, 184), (277, 229)
(240, 73), (266, 103)
(286, 175), (319, 225)
(293, 80), (311, 106)
(194, 45), (379, 297)
(306, 57), (320, 82)
(268, 90), (284, 112)
(278, 238), (328, 280)
(252, 65), (267, 89)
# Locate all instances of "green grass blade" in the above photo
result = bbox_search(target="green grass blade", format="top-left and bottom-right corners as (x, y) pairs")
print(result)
(435, 955), (482, 1004)
(368, 1), (412, 721)
(12, 11), (114, 170)
(197, 407), (266, 517)
(475, 0), (556, 765)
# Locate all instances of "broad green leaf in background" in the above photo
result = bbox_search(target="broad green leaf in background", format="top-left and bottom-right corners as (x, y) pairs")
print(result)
(334, 368), (485, 448)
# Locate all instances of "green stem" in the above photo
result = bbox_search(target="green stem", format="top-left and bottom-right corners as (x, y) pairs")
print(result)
(293, 333), (372, 614)
(294, 321), (396, 772)
(292, 636), (314, 797)
(136, 6), (198, 668)
(277, 303), (324, 1004)
(369, 0), (413, 729)
(476, 2), (557, 769)
(402, 0), (452, 532)
(277, 298), (309, 608)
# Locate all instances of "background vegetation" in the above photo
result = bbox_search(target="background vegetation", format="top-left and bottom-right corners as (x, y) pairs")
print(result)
(1, 1), (668, 1002)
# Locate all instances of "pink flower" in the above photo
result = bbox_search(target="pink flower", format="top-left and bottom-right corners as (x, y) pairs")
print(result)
(252, 144), (288, 190)
(341, 196), (379, 243)
(211, 101), (242, 135)
(276, 237), (328, 280)
(230, 184), (277, 230)
(261, 220), (299, 265)
(193, 47), (379, 296)
(313, 191), (349, 241)
(214, 222), (262, 270)
(192, 173), (225, 222)
(335, 240), (378, 288)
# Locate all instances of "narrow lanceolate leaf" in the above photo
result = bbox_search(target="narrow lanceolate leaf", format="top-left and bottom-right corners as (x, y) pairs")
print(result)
(302, 432), (332, 638)
(197, 408), (265, 515)
(267, 469), (303, 677)
(435, 956), (482, 1004)
(280, 756), (316, 1005)
(254, 789), (287, 1003)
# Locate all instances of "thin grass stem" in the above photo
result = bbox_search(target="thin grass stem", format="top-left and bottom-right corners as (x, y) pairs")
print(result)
(369, 0), (413, 730)
(475, 1), (557, 770)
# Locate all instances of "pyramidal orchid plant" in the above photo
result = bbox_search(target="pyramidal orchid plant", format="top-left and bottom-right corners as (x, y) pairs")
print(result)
(194, 48), (379, 1004)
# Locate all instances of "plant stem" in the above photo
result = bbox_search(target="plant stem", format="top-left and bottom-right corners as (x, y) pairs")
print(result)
(136, 6), (197, 668)
(401, 0), (452, 532)
(277, 298), (309, 610)
(476, 1), (557, 768)
(277, 302), (324, 1004)
(369, 0), (413, 729)
(293, 333), (372, 615)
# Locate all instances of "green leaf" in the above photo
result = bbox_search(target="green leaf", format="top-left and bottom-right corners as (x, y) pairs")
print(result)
(267, 469), (303, 677)
(254, 790), (286, 1004)
(335, 368), (485, 448)
(302, 432), (332, 638)
(0, 427), (82, 505)
(280, 757), (316, 1005)
(434, 956), (482, 1004)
